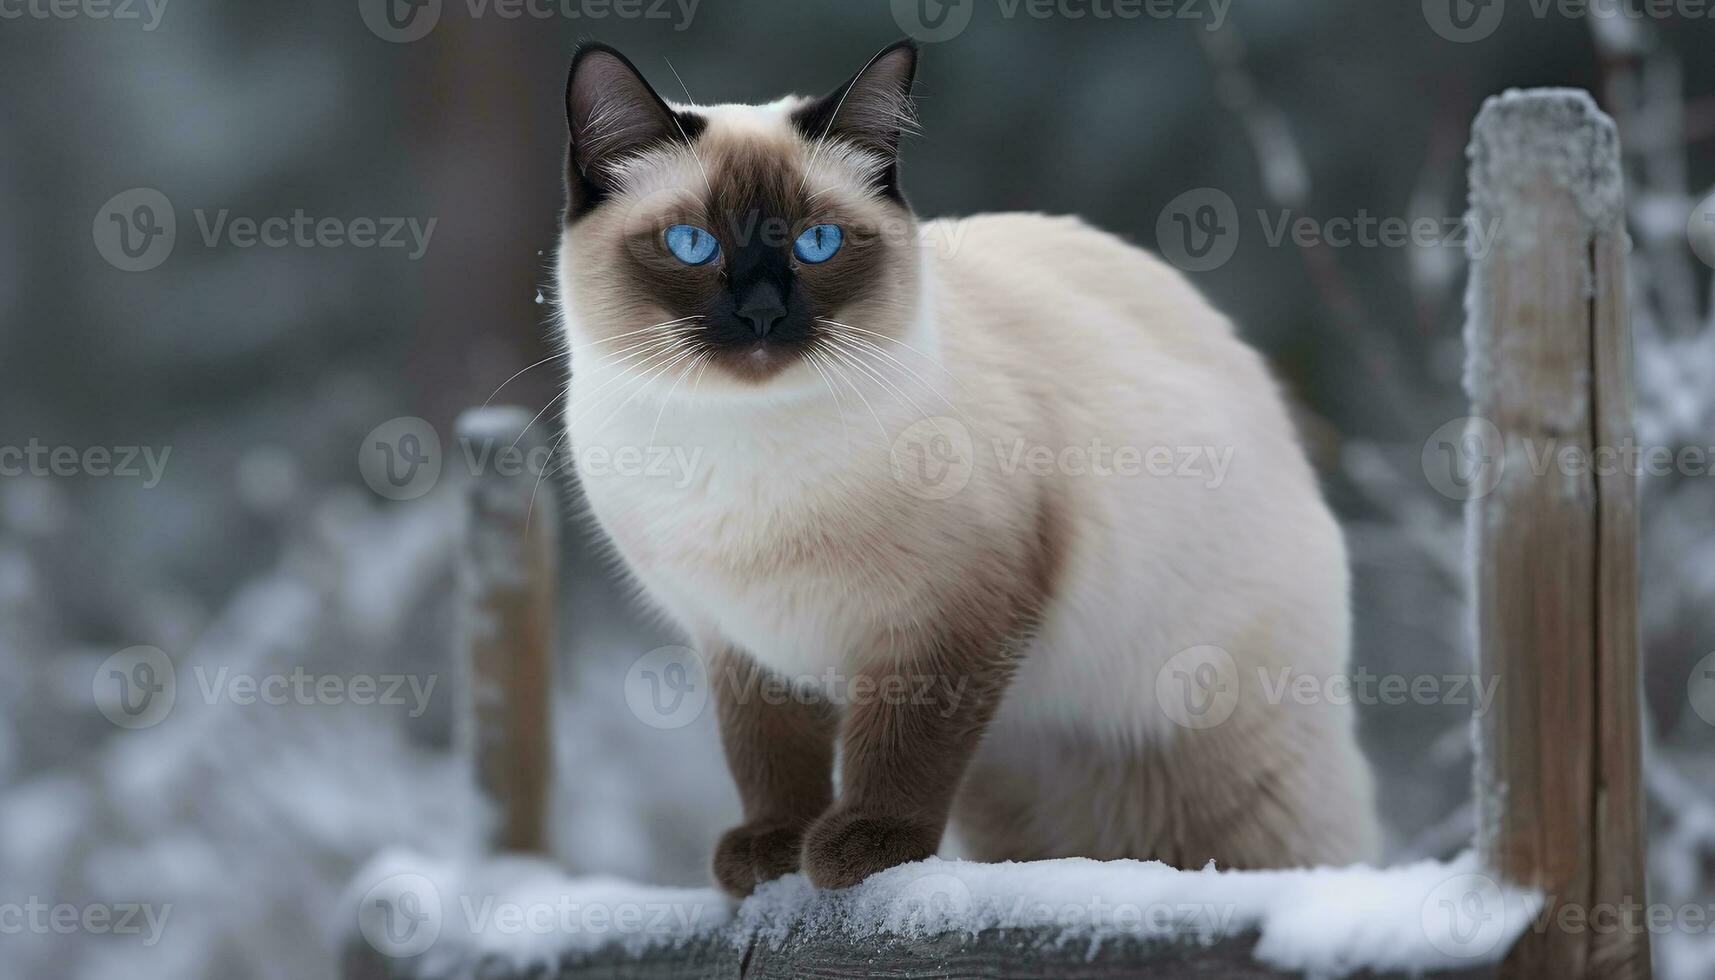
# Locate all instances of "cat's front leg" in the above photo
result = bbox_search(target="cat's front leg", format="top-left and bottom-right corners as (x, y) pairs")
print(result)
(801, 634), (1019, 890)
(710, 647), (837, 897)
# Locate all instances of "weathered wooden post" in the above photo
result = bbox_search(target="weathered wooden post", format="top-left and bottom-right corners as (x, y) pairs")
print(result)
(456, 406), (558, 853)
(1465, 90), (1650, 979)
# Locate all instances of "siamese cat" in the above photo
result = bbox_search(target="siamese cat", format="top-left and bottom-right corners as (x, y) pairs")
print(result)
(556, 40), (1378, 896)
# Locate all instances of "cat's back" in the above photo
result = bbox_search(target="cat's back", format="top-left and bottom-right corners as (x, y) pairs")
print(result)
(924, 212), (1246, 367)
(924, 212), (1298, 464)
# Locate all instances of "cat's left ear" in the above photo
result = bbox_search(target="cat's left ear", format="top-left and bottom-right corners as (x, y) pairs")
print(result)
(792, 39), (919, 199)
(564, 42), (702, 220)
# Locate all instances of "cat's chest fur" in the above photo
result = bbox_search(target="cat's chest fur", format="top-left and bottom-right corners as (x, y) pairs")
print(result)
(571, 396), (916, 675)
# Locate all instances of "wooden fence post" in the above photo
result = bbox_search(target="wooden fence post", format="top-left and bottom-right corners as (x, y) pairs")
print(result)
(456, 406), (558, 854)
(1465, 90), (1650, 979)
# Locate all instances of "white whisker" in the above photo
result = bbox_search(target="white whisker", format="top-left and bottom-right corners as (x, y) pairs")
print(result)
(815, 317), (969, 393)
(814, 339), (891, 449)
(563, 341), (687, 432)
(588, 344), (702, 439)
(804, 349), (851, 449)
(822, 338), (945, 442)
(524, 428), (568, 534)
(819, 321), (965, 419)
(507, 390), (567, 453)
(649, 349), (710, 447)
(481, 351), (566, 410)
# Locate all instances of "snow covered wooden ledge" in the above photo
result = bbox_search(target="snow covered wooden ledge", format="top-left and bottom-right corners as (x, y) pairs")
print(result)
(338, 87), (1655, 980)
(338, 850), (1532, 979)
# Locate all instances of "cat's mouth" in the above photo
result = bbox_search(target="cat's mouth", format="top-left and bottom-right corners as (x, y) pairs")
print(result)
(701, 332), (814, 384)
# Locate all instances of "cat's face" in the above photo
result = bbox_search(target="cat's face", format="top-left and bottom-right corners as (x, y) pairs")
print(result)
(556, 42), (923, 396)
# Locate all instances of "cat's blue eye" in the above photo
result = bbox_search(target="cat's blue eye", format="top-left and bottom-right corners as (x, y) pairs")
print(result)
(664, 224), (719, 266)
(793, 224), (843, 264)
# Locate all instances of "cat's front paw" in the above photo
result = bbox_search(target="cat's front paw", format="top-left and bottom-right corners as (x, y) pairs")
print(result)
(712, 820), (806, 898)
(800, 809), (940, 890)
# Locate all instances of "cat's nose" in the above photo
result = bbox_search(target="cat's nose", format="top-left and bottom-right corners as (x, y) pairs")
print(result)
(737, 288), (788, 338)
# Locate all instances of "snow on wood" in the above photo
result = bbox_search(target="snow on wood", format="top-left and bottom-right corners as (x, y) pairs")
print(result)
(1463, 88), (1623, 420)
(340, 849), (1538, 979)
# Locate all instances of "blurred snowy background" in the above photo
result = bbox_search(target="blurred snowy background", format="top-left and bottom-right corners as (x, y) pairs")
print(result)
(2, 1), (1714, 977)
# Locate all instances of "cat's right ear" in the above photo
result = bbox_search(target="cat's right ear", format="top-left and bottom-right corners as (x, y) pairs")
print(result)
(564, 43), (701, 221)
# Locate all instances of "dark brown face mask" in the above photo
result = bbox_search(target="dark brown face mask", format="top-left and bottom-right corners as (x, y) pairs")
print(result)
(561, 39), (918, 383)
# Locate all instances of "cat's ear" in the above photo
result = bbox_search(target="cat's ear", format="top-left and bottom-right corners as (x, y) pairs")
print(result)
(564, 42), (700, 219)
(792, 39), (919, 199)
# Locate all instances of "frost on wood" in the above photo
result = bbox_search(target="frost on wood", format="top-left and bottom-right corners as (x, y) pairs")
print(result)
(1466, 88), (1623, 249)
(456, 405), (540, 446)
(346, 850), (1540, 978)
(1462, 88), (1623, 416)
(457, 405), (552, 602)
